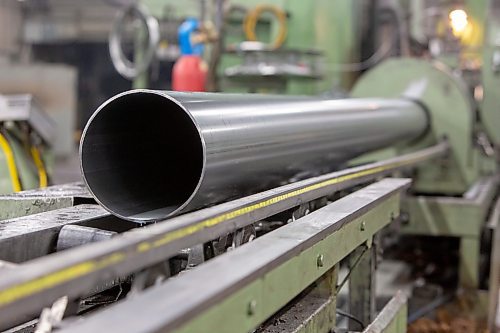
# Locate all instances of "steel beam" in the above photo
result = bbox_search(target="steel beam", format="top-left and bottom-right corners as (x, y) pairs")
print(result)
(403, 174), (499, 288)
(488, 198), (500, 331)
(349, 242), (376, 329)
(403, 175), (499, 237)
(362, 291), (407, 333)
(258, 265), (339, 333)
(56, 225), (117, 251)
(0, 182), (92, 220)
(0, 205), (112, 263)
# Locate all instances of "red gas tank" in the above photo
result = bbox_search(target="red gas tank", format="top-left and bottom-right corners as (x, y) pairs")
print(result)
(172, 55), (207, 92)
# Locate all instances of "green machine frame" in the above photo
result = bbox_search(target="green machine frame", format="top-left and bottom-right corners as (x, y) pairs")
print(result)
(137, 0), (361, 94)
(0, 179), (411, 333)
(353, 57), (499, 291)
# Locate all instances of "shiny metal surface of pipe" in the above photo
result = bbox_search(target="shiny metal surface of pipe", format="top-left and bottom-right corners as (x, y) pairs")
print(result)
(80, 90), (428, 222)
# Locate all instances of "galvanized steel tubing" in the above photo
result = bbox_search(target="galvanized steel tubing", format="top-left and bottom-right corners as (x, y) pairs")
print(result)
(80, 90), (428, 222)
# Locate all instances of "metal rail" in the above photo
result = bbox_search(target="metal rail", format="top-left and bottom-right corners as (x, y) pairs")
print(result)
(58, 178), (410, 333)
(0, 142), (447, 330)
(0, 205), (111, 263)
(0, 182), (92, 220)
(487, 197), (500, 331)
(362, 291), (408, 333)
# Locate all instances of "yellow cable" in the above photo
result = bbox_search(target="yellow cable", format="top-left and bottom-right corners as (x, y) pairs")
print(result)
(30, 145), (48, 188)
(0, 132), (22, 192)
(244, 4), (288, 50)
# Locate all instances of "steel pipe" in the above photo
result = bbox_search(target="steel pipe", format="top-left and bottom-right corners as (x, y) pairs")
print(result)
(80, 90), (428, 222)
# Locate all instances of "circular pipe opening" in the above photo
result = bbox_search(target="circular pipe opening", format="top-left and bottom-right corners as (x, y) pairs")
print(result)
(80, 90), (205, 222)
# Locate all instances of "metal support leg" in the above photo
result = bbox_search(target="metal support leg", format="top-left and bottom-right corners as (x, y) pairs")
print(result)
(488, 199), (500, 331)
(259, 264), (339, 333)
(349, 239), (376, 330)
(304, 264), (339, 332)
(459, 237), (480, 289)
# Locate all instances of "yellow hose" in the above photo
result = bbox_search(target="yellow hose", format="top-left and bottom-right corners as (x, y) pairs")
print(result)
(30, 145), (48, 188)
(0, 132), (22, 192)
(244, 4), (287, 49)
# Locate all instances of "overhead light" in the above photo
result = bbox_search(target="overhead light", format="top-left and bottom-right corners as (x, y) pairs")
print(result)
(449, 9), (468, 37)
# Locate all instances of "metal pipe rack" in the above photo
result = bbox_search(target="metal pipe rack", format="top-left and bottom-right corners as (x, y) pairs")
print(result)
(0, 142), (447, 331)
(59, 178), (410, 333)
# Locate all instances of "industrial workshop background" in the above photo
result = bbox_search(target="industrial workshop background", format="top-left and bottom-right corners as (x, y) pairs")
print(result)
(1, 0), (500, 332)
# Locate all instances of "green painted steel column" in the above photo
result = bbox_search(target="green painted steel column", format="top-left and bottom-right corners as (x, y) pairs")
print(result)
(260, 264), (339, 333)
(349, 240), (376, 330)
(285, 0), (360, 95)
(460, 237), (480, 289)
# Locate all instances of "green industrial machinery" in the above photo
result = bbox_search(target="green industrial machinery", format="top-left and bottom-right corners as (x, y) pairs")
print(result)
(0, 95), (53, 195)
(115, 0), (361, 94)
(353, 57), (494, 290)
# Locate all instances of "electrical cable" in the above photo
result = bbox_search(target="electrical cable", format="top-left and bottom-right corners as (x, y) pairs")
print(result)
(30, 145), (48, 188)
(243, 4), (287, 50)
(0, 132), (22, 192)
(326, 4), (410, 73)
(326, 30), (394, 73)
(336, 245), (368, 292)
(334, 247), (370, 331)
(336, 309), (365, 330)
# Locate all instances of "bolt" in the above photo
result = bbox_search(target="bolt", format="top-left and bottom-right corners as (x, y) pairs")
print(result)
(400, 212), (410, 226)
(366, 237), (373, 248)
(360, 221), (366, 231)
(317, 254), (324, 268)
(248, 300), (257, 316)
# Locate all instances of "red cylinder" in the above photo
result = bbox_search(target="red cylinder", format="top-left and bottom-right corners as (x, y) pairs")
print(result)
(172, 55), (207, 92)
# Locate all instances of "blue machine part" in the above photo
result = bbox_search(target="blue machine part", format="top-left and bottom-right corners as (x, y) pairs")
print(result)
(178, 17), (204, 55)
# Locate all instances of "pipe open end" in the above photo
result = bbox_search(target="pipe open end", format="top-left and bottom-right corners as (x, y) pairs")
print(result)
(80, 90), (205, 222)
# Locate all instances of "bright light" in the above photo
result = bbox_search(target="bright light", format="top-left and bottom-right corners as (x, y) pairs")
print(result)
(449, 9), (469, 36)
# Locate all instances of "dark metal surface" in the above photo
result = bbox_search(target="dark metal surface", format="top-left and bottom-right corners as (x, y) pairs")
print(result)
(56, 225), (117, 251)
(0, 94), (56, 145)
(0, 205), (130, 263)
(80, 90), (428, 222)
(58, 179), (410, 333)
(0, 143), (446, 331)
(0, 182), (93, 220)
(1, 182), (91, 199)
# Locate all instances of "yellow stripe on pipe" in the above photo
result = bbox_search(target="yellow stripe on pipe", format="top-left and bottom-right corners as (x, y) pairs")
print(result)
(0, 132), (22, 192)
